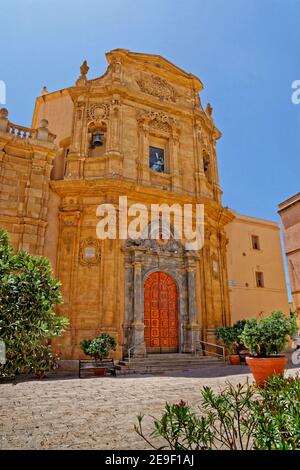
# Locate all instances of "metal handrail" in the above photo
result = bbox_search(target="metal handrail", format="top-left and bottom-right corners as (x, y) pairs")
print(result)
(127, 341), (145, 368)
(194, 339), (226, 362)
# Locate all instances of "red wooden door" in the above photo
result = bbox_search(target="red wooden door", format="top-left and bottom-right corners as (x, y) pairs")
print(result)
(144, 272), (178, 352)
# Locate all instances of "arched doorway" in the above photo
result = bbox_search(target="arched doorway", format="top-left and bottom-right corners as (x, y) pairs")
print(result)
(144, 272), (179, 353)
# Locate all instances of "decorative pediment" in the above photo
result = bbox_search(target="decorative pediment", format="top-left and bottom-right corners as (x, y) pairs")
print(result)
(137, 110), (178, 134)
(137, 74), (176, 102)
(106, 49), (203, 92)
(125, 237), (184, 254)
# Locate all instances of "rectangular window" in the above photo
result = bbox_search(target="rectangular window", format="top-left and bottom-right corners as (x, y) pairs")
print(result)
(251, 235), (260, 250)
(255, 271), (264, 288)
(149, 146), (165, 173)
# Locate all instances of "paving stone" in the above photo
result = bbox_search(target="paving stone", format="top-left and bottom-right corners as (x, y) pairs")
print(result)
(1, 365), (299, 449)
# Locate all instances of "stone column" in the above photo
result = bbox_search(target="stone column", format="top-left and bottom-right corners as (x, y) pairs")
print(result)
(194, 124), (204, 196)
(107, 96), (121, 153)
(70, 100), (85, 156)
(55, 211), (81, 359)
(184, 254), (201, 352)
(203, 227), (215, 343)
(170, 129), (182, 191)
(218, 231), (231, 326)
(131, 256), (146, 356)
(66, 100), (86, 178)
(139, 123), (150, 184)
(107, 97), (123, 175)
(123, 259), (133, 356)
(210, 138), (222, 202)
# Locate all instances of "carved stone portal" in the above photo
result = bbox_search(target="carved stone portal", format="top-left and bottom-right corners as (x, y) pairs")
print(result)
(123, 234), (201, 357)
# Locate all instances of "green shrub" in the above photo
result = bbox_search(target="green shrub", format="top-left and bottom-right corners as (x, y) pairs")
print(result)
(216, 319), (247, 354)
(0, 229), (68, 378)
(135, 375), (300, 450)
(80, 333), (116, 360)
(240, 311), (297, 357)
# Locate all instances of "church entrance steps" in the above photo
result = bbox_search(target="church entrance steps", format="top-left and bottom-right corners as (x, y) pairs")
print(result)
(116, 353), (223, 375)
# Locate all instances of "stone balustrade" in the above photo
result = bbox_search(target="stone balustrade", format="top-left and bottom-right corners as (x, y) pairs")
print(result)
(8, 123), (33, 140)
(0, 108), (56, 144)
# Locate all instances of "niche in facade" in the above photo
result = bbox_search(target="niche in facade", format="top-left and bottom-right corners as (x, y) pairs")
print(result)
(203, 150), (212, 184)
(149, 135), (169, 173)
(88, 121), (107, 157)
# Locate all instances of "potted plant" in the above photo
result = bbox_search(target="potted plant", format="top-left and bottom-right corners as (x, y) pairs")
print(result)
(80, 333), (116, 376)
(240, 311), (297, 385)
(216, 320), (246, 364)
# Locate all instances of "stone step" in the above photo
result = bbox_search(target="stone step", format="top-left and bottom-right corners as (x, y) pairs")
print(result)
(119, 355), (220, 365)
(116, 354), (223, 374)
(118, 361), (221, 370)
(116, 363), (222, 374)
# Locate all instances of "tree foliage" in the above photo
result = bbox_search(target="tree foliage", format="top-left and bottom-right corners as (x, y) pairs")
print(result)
(0, 229), (68, 377)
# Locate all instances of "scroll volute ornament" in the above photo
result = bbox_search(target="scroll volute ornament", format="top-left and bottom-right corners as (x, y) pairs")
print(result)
(137, 74), (176, 102)
(79, 238), (101, 267)
(137, 111), (178, 135)
(87, 103), (110, 123)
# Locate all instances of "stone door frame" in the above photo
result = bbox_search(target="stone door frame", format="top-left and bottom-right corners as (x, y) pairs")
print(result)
(123, 237), (201, 357)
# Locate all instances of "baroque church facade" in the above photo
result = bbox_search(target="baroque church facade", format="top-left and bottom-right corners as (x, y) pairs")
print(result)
(0, 49), (242, 359)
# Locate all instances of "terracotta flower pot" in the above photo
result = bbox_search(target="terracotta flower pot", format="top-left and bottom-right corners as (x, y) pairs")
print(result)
(94, 367), (106, 377)
(229, 354), (241, 365)
(246, 356), (287, 385)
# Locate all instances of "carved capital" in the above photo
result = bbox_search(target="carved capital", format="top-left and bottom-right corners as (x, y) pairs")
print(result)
(59, 211), (81, 227)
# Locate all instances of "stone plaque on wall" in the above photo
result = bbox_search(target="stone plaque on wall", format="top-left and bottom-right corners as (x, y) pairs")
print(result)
(79, 238), (101, 267)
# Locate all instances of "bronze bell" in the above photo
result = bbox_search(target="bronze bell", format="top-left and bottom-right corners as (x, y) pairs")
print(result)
(92, 132), (103, 147)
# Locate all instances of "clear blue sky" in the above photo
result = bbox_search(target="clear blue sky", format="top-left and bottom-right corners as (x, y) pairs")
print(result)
(1, 0), (300, 222)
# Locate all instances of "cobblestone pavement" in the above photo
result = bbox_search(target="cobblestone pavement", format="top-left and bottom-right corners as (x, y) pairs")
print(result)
(1, 365), (299, 450)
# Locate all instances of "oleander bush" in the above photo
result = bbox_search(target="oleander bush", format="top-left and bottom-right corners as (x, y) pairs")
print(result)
(0, 229), (68, 378)
(135, 375), (300, 450)
(252, 374), (300, 449)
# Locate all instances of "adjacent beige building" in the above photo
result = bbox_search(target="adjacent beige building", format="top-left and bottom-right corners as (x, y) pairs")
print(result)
(226, 211), (289, 323)
(278, 193), (300, 319)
